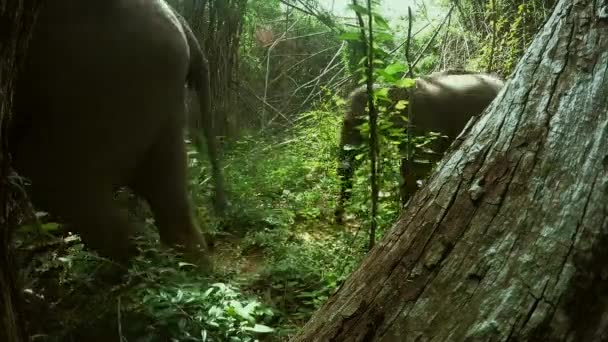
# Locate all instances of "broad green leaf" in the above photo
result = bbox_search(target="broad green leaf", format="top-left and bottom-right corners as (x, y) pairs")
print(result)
(383, 63), (406, 75)
(395, 100), (409, 110)
(243, 324), (275, 333)
(208, 306), (222, 316)
(243, 301), (259, 315)
(376, 70), (397, 83)
(203, 287), (215, 297)
(394, 78), (416, 88)
(338, 32), (362, 41)
(373, 13), (390, 30)
(174, 289), (184, 302)
(374, 32), (393, 43)
(348, 4), (369, 15)
(232, 301), (254, 322)
(374, 87), (389, 100)
(42, 222), (60, 232)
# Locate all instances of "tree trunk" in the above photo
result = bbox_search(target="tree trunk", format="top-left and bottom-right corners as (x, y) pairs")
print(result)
(0, 1), (39, 341)
(294, 0), (608, 340)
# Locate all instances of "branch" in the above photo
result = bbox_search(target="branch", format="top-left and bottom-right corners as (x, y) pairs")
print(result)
(262, 18), (300, 127)
(389, 22), (430, 55)
(443, 14), (453, 68)
(239, 82), (290, 124)
(404, 6), (414, 79)
(267, 43), (340, 87)
(406, 3), (456, 75)
(295, 40), (347, 110)
(278, 0), (316, 17)
(278, 0), (342, 33)
(364, 0), (379, 250)
(487, 0), (498, 73)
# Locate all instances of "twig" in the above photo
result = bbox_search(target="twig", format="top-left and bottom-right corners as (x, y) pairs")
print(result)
(296, 59), (344, 108)
(351, 0), (378, 250)
(239, 82), (290, 123)
(405, 3), (456, 75)
(262, 18), (300, 127)
(268, 44), (342, 87)
(364, 0), (379, 250)
(280, 30), (332, 41)
(388, 22), (430, 55)
(404, 6), (415, 175)
(117, 296), (125, 342)
(278, 0), (316, 17)
(451, 0), (473, 32)
(292, 40), (347, 109)
(487, 0), (498, 73)
(405, 7), (414, 78)
(278, 0), (342, 33)
(295, 70), (349, 106)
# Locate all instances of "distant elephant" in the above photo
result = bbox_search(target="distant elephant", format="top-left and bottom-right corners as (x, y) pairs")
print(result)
(335, 71), (505, 222)
(9, 0), (227, 268)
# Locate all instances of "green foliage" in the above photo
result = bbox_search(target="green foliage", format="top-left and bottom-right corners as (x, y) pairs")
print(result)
(341, 1), (400, 82)
(186, 99), (370, 335)
(130, 279), (274, 341)
(15, 3), (555, 341)
(238, 0), (345, 125)
(437, 0), (555, 75)
(243, 225), (364, 328)
(466, 2), (529, 74)
(334, 4), (442, 233)
(18, 231), (275, 341)
(216, 108), (342, 232)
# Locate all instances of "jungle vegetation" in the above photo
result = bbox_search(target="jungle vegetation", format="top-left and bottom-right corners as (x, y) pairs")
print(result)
(2, 0), (562, 340)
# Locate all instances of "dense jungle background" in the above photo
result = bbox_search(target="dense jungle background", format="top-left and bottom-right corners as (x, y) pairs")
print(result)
(12, 0), (557, 340)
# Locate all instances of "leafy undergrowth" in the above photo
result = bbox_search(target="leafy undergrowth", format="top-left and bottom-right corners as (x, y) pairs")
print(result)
(17, 231), (275, 342)
(214, 222), (367, 336)
(17, 106), (402, 341)
(196, 108), (376, 338)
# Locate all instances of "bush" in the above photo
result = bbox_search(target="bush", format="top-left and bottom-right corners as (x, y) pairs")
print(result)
(18, 231), (275, 341)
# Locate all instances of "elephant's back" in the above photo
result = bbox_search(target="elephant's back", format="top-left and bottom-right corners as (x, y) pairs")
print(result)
(411, 73), (504, 138)
(13, 0), (190, 185)
(23, 0), (190, 97)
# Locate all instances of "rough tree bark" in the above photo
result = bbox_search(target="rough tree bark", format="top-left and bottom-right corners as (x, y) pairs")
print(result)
(294, 0), (608, 340)
(0, 1), (39, 341)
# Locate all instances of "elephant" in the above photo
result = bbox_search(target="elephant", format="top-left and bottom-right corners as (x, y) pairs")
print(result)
(335, 70), (505, 223)
(9, 0), (227, 268)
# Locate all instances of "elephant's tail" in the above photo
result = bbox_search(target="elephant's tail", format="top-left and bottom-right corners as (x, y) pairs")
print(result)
(177, 13), (228, 213)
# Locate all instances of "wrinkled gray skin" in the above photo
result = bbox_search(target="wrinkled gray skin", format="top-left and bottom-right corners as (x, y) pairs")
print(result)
(335, 71), (505, 222)
(9, 0), (227, 268)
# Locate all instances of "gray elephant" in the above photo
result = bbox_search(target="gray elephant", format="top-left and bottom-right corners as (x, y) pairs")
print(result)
(335, 71), (505, 222)
(9, 0), (227, 268)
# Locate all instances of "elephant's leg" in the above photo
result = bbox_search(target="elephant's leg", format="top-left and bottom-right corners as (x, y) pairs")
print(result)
(400, 157), (434, 207)
(400, 158), (420, 208)
(335, 157), (356, 224)
(130, 126), (212, 270)
(30, 183), (137, 263)
(400, 136), (452, 206)
(399, 158), (412, 207)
